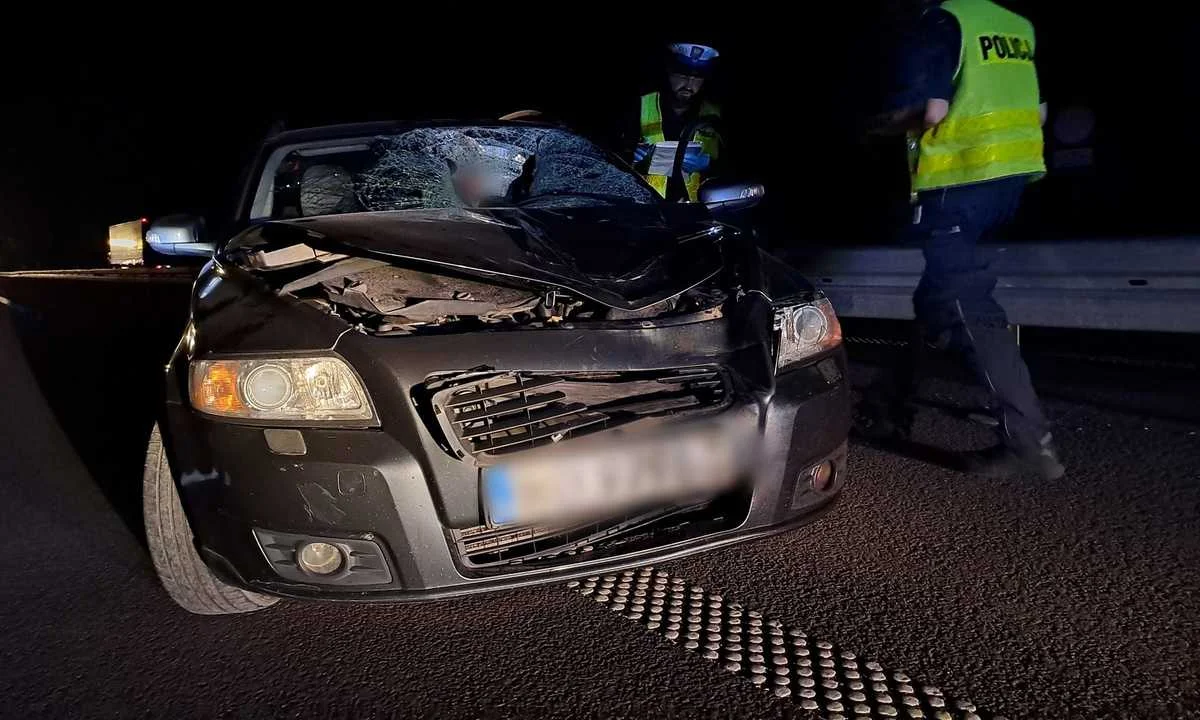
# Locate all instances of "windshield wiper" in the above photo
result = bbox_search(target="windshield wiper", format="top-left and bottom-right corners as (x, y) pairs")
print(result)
(517, 190), (646, 207)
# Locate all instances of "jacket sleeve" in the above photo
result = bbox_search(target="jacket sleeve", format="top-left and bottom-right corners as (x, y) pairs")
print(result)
(889, 8), (961, 110)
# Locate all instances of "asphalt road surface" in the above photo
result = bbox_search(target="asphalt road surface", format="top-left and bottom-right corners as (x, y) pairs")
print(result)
(1, 274), (1198, 719)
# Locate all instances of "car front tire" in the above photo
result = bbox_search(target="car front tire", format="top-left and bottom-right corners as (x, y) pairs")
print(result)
(143, 423), (278, 615)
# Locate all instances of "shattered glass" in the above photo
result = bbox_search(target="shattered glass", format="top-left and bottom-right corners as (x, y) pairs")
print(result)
(264, 126), (657, 219)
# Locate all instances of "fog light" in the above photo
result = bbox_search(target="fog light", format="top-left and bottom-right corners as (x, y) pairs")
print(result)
(297, 542), (343, 575)
(810, 461), (835, 492)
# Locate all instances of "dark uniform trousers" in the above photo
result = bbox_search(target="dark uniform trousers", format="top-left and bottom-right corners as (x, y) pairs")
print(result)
(880, 175), (1050, 452)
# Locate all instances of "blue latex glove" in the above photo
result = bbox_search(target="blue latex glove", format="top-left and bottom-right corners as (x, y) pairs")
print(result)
(681, 147), (711, 174)
(633, 143), (651, 163)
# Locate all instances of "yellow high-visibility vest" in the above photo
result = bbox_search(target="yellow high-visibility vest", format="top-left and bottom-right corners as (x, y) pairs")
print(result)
(912, 0), (1045, 191)
(639, 92), (721, 201)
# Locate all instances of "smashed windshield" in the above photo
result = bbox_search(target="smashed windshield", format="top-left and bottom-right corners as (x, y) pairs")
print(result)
(250, 126), (658, 220)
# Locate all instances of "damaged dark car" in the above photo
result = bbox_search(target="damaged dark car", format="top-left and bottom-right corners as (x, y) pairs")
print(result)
(144, 121), (851, 614)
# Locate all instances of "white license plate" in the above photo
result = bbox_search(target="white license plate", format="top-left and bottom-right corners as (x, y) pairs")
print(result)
(481, 423), (745, 527)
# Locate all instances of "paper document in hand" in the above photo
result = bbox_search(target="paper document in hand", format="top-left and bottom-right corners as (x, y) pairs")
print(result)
(647, 141), (702, 176)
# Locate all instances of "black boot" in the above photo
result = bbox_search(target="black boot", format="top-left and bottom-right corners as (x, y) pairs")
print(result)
(852, 395), (915, 443)
(961, 436), (1065, 480)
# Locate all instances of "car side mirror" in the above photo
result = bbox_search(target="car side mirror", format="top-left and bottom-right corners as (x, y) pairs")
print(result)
(145, 214), (214, 257)
(699, 183), (766, 212)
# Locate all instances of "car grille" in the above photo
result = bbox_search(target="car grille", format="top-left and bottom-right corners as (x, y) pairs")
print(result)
(429, 367), (729, 459)
(451, 510), (661, 566)
(448, 494), (750, 571)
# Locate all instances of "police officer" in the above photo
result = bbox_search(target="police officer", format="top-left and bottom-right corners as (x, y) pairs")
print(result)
(633, 43), (723, 202)
(859, 0), (1065, 480)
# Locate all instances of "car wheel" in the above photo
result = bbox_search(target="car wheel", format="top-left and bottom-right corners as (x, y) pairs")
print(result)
(143, 423), (278, 615)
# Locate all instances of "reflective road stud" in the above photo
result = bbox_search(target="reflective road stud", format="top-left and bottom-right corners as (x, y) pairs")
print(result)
(569, 568), (996, 719)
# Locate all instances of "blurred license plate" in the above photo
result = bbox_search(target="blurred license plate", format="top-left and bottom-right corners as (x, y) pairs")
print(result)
(481, 424), (744, 527)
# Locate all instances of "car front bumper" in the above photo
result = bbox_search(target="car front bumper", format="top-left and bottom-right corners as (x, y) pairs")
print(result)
(163, 311), (852, 602)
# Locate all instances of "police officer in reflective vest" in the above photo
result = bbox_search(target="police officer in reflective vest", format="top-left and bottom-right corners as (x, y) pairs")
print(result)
(633, 43), (723, 202)
(859, 0), (1065, 480)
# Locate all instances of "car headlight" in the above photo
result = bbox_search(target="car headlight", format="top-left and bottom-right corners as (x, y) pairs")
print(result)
(189, 356), (374, 423)
(774, 298), (842, 371)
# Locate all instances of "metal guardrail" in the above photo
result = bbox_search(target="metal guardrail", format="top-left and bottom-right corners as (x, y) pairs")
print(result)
(786, 238), (1200, 334)
(0, 268), (198, 284)
(5, 239), (1200, 334)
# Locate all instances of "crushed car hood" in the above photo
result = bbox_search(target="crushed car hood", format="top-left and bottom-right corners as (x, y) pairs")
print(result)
(256, 205), (727, 310)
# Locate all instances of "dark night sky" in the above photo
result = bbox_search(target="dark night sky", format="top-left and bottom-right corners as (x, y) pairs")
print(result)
(1, 6), (1195, 268)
